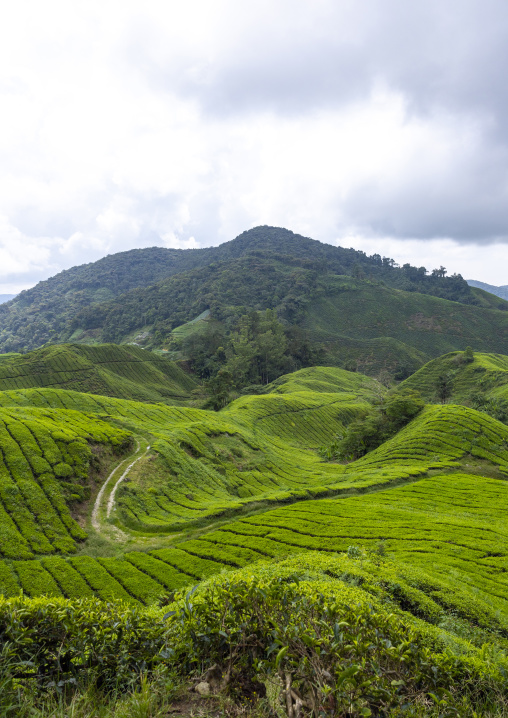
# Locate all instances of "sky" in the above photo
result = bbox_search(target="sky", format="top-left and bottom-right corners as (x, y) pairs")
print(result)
(1, 0), (508, 293)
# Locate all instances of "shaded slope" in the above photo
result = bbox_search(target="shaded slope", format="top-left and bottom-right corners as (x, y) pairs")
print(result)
(0, 343), (197, 403)
(67, 265), (508, 379)
(0, 225), (484, 353)
(302, 279), (508, 358)
(468, 278), (508, 301)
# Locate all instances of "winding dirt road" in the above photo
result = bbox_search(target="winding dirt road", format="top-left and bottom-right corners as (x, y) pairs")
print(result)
(91, 438), (150, 532)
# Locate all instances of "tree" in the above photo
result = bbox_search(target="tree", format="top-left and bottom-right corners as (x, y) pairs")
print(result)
(463, 346), (474, 363)
(204, 369), (233, 410)
(436, 374), (453, 403)
(320, 390), (424, 461)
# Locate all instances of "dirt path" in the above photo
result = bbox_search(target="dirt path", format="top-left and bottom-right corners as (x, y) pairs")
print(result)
(107, 444), (150, 518)
(91, 438), (149, 532)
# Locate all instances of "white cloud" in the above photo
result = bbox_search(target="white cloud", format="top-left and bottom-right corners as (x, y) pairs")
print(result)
(0, 1), (507, 291)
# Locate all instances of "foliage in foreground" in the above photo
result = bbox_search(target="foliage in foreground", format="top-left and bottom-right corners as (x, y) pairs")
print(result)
(1, 553), (507, 717)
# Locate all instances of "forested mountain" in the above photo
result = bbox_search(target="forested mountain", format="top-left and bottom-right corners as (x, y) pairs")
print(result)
(467, 278), (508, 300)
(0, 226), (492, 354)
(63, 258), (508, 380)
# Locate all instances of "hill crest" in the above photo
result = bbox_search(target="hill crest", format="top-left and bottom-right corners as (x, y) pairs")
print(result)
(0, 225), (487, 355)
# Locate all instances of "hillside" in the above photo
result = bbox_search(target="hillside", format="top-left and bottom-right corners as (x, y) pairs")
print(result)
(0, 225), (489, 354)
(468, 278), (508, 300)
(0, 343), (198, 403)
(67, 262), (508, 379)
(0, 371), (508, 600)
(398, 350), (508, 411)
(1, 361), (508, 714)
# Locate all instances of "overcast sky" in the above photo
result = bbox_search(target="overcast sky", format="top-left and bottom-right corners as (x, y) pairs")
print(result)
(1, 0), (508, 292)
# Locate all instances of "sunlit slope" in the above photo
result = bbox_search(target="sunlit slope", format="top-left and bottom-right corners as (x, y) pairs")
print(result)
(266, 365), (383, 395)
(0, 406), (130, 558)
(347, 403), (508, 474)
(0, 343), (197, 403)
(1, 472), (507, 626)
(0, 367), (384, 532)
(170, 471), (508, 611)
(0, 373), (508, 622)
(302, 279), (508, 360)
(399, 350), (508, 405)
(1, 378), (507, 536)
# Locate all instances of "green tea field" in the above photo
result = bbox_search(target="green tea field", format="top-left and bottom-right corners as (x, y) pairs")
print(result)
(0, 343), (198, 403)
(0, 355), (507, 715)
(0, 360), (504, 611)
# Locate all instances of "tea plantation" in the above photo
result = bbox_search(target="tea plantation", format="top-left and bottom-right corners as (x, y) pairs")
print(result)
(1, 359), (508, 715)
(400, 349), (508, 405)
(0, 343), (198, 403)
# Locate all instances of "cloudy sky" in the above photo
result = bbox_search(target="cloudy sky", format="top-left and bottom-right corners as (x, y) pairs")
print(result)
(1, 0), (508, 292)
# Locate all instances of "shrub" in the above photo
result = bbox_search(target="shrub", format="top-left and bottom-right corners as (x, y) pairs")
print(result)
(164, 570), (508, 716)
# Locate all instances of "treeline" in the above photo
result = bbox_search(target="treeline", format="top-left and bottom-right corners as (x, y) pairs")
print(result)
(180, 310), (323, 408)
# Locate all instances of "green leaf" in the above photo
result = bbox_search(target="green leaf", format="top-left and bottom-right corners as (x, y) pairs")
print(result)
(275, 645), (289, 670)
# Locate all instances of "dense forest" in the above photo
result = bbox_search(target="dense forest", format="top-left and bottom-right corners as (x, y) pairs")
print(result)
(0, 226), (499, 354)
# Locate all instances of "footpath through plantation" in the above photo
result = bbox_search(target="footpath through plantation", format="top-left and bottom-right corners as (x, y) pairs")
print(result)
(0, 358), (507, 716)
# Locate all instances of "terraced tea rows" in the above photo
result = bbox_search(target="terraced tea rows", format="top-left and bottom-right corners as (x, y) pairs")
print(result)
(0, 343), (198, 403)
(1, 372), (507, 535)
(0, 407), (130, 558)
(400, 349), (508, 408)
(0, 362), (507, 626)
(2, 472), (507, 616)
(0, 368), (386, 531)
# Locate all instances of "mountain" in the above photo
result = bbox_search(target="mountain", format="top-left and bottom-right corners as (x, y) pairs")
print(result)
(0, 226), (487, 355)
(0, 294), (16, 304)
(467, 278), (508, 300)
(0, 343), (198, 403)
(65, 258), (508, 379)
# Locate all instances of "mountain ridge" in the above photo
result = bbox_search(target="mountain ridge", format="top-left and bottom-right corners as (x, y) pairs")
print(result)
(0, 225), (484, 354)
(467, 278), (508, 300)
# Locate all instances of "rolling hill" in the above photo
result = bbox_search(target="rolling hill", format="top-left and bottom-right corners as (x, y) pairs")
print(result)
(0, 343), (198, 403)
(0, 367), (507, 633)
(0, 357), (508, 714)
(398, 349), (508, 409)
